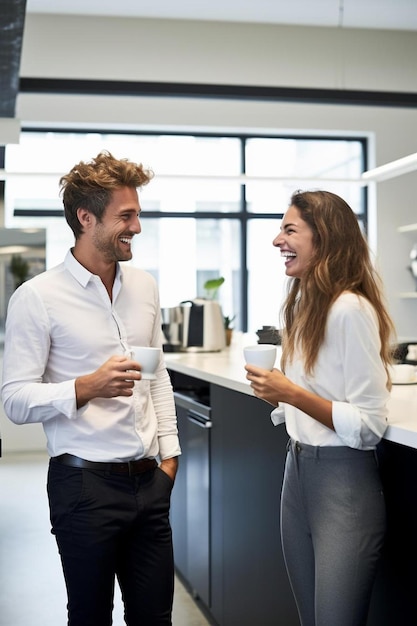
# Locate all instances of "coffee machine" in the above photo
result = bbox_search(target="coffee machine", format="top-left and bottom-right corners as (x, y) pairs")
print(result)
(161, 299), (226, 352)
(180, 299), (226, 352)
(161, 306), (183, 352)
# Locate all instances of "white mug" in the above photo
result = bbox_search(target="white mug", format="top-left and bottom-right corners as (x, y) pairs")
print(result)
(406, 345), (417, 361)
(130, 346), (161, 380)
(390, 363), (416, 384)
(243, 344), (277, 370)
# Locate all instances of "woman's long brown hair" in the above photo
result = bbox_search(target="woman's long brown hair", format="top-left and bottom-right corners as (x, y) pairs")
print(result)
(280, 190), (395, 386)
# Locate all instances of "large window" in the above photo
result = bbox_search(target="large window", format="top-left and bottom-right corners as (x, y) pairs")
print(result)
(4, 130), (366, 333)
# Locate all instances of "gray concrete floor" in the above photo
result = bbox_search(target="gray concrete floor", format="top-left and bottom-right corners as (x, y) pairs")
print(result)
(0, 451), (211, 626)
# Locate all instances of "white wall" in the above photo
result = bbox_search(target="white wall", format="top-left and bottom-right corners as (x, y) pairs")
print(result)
(0, 403), (47, 453)
(2, 15), (416, 451)
(20, 16), (417, 91)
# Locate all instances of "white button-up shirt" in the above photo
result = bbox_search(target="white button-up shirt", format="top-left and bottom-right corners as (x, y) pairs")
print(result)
(1, 250), (181, 462)
(271, 292), (390, 450)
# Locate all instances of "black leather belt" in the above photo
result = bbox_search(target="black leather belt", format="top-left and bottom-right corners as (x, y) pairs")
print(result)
(53, 453), (158, 476)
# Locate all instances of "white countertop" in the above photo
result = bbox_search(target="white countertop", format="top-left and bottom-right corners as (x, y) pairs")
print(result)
(164, 332), (417, 450)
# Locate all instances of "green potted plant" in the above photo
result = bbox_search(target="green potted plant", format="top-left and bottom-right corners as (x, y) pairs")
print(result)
(224, 314), (236, 346)
(10, 254), (29, 289)
(203, 277), (225, 300)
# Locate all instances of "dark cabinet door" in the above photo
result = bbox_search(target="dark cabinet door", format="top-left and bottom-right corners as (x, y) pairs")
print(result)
(210, 385), (299, 626)
(171, 375), (298, 626)
(367, 439), (417, 625)
(171, 390), (211, 610)
(170, 402), (189, 580)
(186, 410), (211, 608)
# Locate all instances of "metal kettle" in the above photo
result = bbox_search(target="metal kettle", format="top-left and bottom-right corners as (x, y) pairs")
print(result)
(180, 298), (226, 352)
(161, 306), (183, 352)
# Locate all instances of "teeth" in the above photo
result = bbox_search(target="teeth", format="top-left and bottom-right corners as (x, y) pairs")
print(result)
(282, 252), (296, 257)
(120, 238), (131, 244)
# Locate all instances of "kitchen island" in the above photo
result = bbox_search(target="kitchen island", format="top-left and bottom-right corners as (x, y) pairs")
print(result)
(165, 333), (417, 626)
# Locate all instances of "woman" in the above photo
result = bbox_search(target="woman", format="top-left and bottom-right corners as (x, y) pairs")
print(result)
(245, 190), (395, 626)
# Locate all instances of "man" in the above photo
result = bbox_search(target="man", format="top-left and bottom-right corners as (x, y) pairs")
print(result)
(1, 151), (181, 625)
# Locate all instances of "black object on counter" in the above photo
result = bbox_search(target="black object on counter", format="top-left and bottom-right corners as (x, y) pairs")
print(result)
(162, 343), (183, 353)
(256, 326), (282, 345)
(391, 342), (417, 365)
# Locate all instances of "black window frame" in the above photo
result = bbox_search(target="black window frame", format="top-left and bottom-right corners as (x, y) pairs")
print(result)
(9, 127), (368, 331)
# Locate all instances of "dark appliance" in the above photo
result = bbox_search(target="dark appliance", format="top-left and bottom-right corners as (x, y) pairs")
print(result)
(171, 389), (211, 608)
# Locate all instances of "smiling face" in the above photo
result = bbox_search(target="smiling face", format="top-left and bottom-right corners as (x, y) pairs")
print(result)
(91, 186), (141, 263)
(273, 205), (315, 279)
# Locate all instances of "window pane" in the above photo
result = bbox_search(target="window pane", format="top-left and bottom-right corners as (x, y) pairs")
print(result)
(246, 182), (364, 217)
(144, 135), (241, 176)
(143, 179), (241, 213)
(4, 130), (366, 334)
(245, 138), (364, 214)
(131, 217), (241, 327)
(247, 218), (287, 334)
(6, 133), (242, 176)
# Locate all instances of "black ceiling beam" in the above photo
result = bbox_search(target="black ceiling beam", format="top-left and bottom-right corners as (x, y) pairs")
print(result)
(0, 0), (27, 117)
(20, 77), (417, 109)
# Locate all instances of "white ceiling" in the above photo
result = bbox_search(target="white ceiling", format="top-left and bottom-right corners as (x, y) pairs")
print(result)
(26, 0), (417, 32)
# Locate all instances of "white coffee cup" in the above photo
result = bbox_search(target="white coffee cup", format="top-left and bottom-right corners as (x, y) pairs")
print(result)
(243, 344), (277, 370)
(390, 363), (416, 384)
(130, 346), (161, 380)
(407, 345), (417, 361)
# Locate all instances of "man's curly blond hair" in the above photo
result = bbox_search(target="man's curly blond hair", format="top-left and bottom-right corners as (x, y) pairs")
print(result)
(60, 151), (153, 239)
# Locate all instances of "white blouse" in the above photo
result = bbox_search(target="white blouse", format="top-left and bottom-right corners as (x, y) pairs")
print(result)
(271, 292), (390, 450)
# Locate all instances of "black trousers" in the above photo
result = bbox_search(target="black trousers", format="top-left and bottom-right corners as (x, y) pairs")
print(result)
(47, 459), (175, 626)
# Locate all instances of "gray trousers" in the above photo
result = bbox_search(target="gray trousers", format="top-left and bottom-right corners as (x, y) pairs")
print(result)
(281, 439), (386, 626)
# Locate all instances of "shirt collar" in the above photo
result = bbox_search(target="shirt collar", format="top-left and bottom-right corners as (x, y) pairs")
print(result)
(64, 248), (123, 288)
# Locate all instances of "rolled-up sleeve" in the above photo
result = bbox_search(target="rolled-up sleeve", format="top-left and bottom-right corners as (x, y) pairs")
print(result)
(271, 405), (286, 426)
(268, 294), (390, 450)
(332, 401), (387, 449)
(332, 298), (389, 448)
